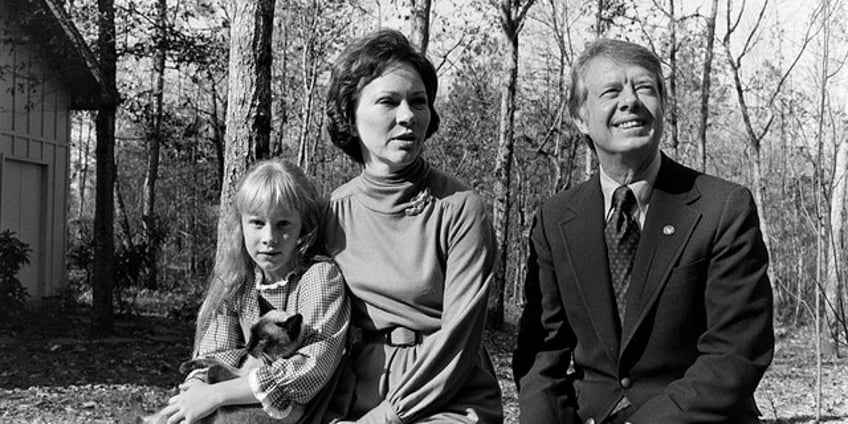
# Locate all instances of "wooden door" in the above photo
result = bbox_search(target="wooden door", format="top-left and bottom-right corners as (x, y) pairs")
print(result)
(1, 157), (46, 300)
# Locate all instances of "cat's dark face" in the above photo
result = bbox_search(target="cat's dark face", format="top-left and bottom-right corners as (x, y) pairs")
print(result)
(246, 310), (304, 360)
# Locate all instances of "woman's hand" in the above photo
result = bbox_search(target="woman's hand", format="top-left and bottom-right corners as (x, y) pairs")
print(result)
(161, 380), (220, 424)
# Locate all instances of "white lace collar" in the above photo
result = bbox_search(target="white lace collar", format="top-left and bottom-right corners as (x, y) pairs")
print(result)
(254, 267), (299, 291)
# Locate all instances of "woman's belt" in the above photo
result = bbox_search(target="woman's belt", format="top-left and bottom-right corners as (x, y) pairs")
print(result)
(360, 327), (424, 347)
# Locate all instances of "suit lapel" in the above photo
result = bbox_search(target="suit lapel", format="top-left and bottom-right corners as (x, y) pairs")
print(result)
(560, 175), (621, 363)
(620, 157), (702, 354)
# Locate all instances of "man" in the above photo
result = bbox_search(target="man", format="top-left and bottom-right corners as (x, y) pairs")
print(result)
(512, 39), (774, 424)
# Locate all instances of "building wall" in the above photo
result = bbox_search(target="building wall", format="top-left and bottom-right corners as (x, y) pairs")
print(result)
(0, 1), (72, 303)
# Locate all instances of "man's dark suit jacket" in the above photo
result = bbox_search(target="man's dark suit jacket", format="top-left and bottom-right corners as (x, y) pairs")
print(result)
(513, 154), (774, 424)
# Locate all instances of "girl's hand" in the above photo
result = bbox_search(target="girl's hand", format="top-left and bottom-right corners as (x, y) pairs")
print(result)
(161, 380), (220, 424)
(180, 368), (208, 393)
(178, 377), (204, 393)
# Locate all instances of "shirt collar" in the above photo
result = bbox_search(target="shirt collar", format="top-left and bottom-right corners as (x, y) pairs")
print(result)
(254, 266), (298, 291)
(600, 150), (662, 227)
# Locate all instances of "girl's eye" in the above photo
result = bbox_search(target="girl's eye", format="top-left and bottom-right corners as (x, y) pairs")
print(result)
(276, 220), (291, 228)
(378, 97), (397, 105)
(249, 219), (265, 227)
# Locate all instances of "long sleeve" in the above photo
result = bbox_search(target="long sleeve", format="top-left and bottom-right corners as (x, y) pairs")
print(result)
(513, 210), (581, 424)
(383, 194), (496, 422)
(249, 261), (350, 417)
(196, 302), (248, 368)
(327, 160), (502, 424)
(628, 186), (774, 423)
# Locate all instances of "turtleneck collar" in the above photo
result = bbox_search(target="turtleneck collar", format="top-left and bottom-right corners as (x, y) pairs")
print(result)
(358, 156), (432, 215)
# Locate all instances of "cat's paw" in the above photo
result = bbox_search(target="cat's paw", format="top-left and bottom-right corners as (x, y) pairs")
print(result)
(207, 364), (240, 384)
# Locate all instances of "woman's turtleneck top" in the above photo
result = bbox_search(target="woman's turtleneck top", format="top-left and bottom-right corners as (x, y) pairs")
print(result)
(324, 156), (501, 422)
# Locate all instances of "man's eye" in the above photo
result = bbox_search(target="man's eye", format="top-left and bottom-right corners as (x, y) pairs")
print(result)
(601, 88), (619, 98)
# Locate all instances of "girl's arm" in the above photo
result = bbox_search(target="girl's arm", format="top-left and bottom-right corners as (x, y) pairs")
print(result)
(195, 304), (248, 367)
(248, 261), (350, 417)
(162, 376), (256, 424)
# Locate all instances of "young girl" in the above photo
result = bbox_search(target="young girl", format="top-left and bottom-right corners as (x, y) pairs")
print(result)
(161, 159), (349, 424)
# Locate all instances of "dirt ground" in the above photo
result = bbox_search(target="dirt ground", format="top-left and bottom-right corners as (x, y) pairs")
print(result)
(1, 309), (846, 423)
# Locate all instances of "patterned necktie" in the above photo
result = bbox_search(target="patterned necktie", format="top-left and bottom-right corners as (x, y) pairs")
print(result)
(605, 185), (640, 322)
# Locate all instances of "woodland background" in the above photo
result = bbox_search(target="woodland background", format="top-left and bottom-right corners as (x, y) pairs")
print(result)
(64, 0), (848, 348)
(3, 0), (848, 422)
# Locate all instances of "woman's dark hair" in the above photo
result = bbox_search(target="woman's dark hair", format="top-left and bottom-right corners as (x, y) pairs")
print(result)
(326, 29), (440, 163)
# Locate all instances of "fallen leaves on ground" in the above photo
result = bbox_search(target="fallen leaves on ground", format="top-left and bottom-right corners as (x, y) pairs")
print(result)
(2, 310), (846, 423)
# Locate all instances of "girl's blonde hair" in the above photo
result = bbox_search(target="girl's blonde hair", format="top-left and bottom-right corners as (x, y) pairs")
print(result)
(193, 159), (322, 354)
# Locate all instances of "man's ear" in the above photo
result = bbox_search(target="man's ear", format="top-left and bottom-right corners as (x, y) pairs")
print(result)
(573, 108), (589, 135)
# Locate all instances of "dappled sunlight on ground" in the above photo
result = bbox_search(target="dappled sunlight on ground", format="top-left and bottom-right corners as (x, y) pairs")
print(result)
(1, 305), (846, 423)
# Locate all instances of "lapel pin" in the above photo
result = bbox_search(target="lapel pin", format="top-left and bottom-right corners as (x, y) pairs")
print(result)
(663, 225), (675, 235)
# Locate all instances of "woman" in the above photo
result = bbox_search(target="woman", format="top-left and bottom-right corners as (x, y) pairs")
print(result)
(323, 30), (503, 423)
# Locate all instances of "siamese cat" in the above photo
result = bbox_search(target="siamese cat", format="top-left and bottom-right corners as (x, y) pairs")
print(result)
(138, 303), (305, 424)
(179, 309), (304, 383)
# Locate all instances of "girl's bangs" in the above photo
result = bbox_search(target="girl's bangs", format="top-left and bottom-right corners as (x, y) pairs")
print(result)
(237, 171), (303, 217)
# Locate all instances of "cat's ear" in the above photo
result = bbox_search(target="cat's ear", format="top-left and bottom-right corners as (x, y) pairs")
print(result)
(281, 313), (303, 338)
(258, 295), (276, 315)
(246, 326), (260, 352)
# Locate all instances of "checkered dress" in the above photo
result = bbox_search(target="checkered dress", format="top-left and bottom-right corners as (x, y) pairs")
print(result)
(195, 260), (350, 418)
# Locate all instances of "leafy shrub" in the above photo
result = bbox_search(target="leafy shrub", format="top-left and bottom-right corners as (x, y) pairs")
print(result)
(0, 230), (31, 319)
(65, 219), (169, 314)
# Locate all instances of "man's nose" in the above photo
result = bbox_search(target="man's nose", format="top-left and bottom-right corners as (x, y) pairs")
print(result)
(618, 85), (641, 110)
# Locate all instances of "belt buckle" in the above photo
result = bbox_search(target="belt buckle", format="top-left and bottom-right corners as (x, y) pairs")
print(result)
(385, 327), (421, 347)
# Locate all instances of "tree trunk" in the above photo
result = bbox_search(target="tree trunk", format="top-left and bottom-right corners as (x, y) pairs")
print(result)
(827, 136), (847, 355)
(142, 0), (167, 290)
(92, 0), (118, 336)
(208, 69), (225, 194)
(297, 7), (319, 170)
(77, 113), (93, 221)
(583, 0), (608, 181)
(723, 0), (783, 305)
(114, 171), (134, 250)
(216, 0), (275, 256)
(272, 3), (289, 157)
(490, 0), (536, 329)
(410, 0), (431, 54)
(819, 0), (843, 356)
(394, 0), (431, 54)
(667, 0), (679, 158)
(697, 0), (718, 172)
(727, 61), (777, 304)
(297, 61), (317, 170)
(545, 0), (573, 193)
